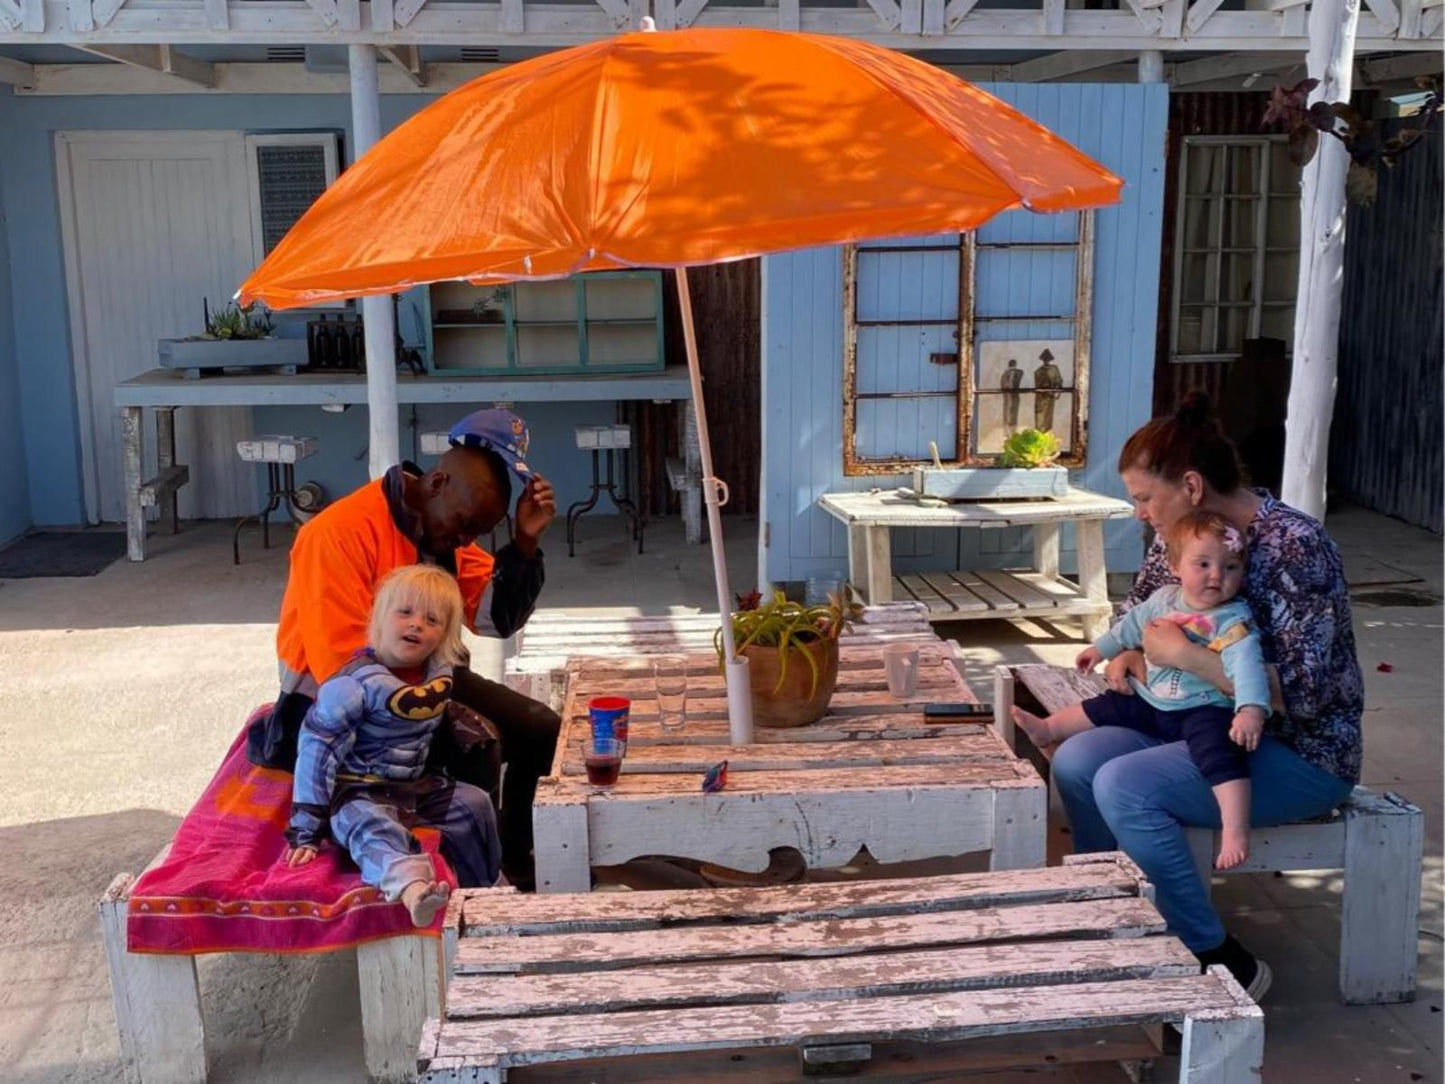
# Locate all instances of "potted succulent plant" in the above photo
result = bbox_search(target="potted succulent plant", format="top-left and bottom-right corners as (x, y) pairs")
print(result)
(715, 590), (858, 729)
(158, 300), (307, 378)
(912, 427), (1068, 500)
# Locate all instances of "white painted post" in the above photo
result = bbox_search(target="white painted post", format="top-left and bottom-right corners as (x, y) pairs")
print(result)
(1137, 49), (1164, 83)
(1280, 0), (1361, 521)
(357, 934), (444, 1084)
(348, 44), (400, 478)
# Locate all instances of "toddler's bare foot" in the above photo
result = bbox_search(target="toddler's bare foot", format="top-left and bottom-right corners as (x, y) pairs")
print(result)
(400, 879), (450, 927)
(1215, 826), (1249, 870)
(1010, 705), (1053, 746)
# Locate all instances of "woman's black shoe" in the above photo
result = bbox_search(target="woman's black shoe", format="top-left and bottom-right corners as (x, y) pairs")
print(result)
(1195, 935), (1273, 1002)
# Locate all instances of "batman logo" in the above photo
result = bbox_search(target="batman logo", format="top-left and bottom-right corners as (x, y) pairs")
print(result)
(388, 677), (453, 721)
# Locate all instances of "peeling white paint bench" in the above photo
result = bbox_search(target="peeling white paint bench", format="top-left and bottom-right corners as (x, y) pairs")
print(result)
(99, 845), (448, 1084)
(419, 853), (1263, 1083)
(994, 662), (1425, 1005)
(504, 600), (937, 710)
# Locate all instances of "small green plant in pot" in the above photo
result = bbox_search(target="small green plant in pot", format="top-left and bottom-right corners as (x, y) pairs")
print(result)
(715, 589), (859, 729)
(998, 427), (1061, 468)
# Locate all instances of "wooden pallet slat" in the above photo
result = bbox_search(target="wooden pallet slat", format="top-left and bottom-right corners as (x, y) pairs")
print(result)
(460, 860), (1149, 936)
(949, 569), (1022, 611)
(561, 732), (1012, 774)
(897, 573), (956, 614)
(452, 897), (1167, 974)
(919, 571), (991, 612)
(973, 569), (1059, 610)
(447, 936), (1201, 1020)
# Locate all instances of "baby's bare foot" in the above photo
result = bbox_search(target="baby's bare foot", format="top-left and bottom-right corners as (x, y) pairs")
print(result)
(401, 879), (451, 927)
(1010, 705), (1052, 746)
(1215, 827), (1250, 870)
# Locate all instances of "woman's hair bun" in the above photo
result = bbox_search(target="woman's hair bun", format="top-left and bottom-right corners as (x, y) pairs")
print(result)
(1174, 392), (1217, 428)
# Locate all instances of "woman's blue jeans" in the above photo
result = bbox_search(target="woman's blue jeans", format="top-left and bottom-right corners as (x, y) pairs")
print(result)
(1053, 727), (1354, 953)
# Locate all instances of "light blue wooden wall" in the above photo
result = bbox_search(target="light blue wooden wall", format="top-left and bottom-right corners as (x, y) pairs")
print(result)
(761, 82), (1168, 587)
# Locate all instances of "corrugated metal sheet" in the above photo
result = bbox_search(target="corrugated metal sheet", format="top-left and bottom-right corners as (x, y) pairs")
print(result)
(1330, 120), (1443, 532)
(628, 261), (761, 517)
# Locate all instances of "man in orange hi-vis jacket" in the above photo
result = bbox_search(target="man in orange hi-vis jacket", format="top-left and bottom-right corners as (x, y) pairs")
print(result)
(248, 407), (558, 890)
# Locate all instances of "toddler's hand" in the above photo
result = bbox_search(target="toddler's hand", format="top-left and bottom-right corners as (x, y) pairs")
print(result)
(1230, 707), (1265, 751)
(284, 845), (319, 867)
(1075, 646), (1104, 673)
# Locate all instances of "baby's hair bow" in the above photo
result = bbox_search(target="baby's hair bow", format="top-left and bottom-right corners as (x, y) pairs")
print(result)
(1221, 525), (1244, 554)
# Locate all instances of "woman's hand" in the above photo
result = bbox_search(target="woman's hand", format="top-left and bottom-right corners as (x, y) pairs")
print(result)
(1141, 618), (1192, 668)
(1230, 706), (1265, 751)
(1104, 650), (1146, 694)
(284, 845), (319, 867)
(1075, 646), (1105, 674)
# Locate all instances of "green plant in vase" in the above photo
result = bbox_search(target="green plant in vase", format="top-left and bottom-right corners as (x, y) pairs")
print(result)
(715, 589), (860, 728)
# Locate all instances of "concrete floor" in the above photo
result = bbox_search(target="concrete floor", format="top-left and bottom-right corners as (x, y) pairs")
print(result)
(0, 507), (1439, 1082)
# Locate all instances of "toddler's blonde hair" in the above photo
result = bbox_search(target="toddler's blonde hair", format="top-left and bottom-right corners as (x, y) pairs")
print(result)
(369, 565), (466, 667)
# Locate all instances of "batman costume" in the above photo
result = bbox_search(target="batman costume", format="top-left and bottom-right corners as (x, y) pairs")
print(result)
(287, 649), (502, 898)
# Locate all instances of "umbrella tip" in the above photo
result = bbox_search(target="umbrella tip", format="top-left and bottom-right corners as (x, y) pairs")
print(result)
(638, 14), (656, 30)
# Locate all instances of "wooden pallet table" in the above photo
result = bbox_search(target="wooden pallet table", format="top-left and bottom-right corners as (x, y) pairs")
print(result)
(530, 643), (1046, 893)
(817, 487), (1134, 640)
(505, 600), (937, 709)
(419, 853), (1264, 1083)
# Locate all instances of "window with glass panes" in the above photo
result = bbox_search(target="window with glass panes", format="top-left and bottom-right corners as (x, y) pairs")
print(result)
(1170, 136), (1302, 362)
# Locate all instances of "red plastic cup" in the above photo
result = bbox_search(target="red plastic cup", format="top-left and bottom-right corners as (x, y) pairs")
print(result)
(588, 696), (631, 751)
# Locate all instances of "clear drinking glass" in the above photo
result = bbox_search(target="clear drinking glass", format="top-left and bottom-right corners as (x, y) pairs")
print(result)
(654, 654), (688, 732)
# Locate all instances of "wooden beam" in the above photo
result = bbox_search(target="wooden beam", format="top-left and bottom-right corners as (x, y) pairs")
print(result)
(1186, 0), (1227, 31)
(1042, 0), (1064, 34)
(922, 0), (943, 34)
(378, 42), (425, 85)
(676, 0), (709, 27)
(0, 52), (35, 85)
(1168, 50), (1301, 86)
(862, 0), (903, 30)
(304, 0), (338, 26)
(202, 0), (225, 28)
(90, 0), (122, 25)
(71, 43), (213, 86)
(15, 59), (504, 94)
(392, 0), (426, 27)
(943, 0), (980, 28)
(18, 0), (41, 30)
(1010, 48), (1138, 81)
(1119, 0), (1164, 32)
(1361, 49), (1442, 81)
(0, 0), (23, 26)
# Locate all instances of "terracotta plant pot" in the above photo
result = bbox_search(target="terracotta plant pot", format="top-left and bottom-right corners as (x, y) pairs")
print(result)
(741, 637), (840, 728)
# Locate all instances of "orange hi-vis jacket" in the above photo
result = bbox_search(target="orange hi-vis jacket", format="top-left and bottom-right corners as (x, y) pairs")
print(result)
(275, 477), (495, 698)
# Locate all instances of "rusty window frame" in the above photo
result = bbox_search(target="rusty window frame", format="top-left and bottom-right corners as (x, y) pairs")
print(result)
(841, 214), (1093, 476)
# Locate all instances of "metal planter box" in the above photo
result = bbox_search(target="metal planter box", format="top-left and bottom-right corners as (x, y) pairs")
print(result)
(159, 337), (308, 378)
(911, 466), (1069, 501)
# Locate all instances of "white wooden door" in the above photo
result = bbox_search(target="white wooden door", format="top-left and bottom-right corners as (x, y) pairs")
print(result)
(58, 131), (258, 523)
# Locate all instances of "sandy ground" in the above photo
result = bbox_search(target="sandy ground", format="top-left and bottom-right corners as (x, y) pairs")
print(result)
(0, 509), (1439, 1082)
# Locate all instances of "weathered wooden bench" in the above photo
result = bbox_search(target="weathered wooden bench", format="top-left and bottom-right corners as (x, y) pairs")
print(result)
(994, 662), (1425, 1006)
(419, 852), (1263, 1083)
(505, 600), (938, 710)
(100, 844), (446, 1084)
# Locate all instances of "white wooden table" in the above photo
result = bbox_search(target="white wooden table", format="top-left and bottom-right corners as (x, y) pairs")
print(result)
(422, 854), (1264, 1083)
(817, 486), (1134, 639)
(530, 643), (1046, 894)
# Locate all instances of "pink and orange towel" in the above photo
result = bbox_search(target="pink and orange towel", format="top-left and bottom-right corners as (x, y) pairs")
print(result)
(127, 708), (455, 956)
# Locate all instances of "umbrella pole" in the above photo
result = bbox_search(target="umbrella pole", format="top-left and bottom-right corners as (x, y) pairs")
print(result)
(676, 270), (754, 745)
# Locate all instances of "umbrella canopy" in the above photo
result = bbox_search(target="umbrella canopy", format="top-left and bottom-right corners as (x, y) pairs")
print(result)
(238, 27), (1121, 308)
(237, 26), (1123, 743)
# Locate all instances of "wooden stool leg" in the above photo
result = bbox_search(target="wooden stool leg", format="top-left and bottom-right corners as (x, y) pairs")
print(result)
(358, 934), (444, 1084)
(156, 408), (180, 535)
(122, 407), (147, 562)
(100, 874), (206, 1084)
(1178, 967), (1264, 1083)
(533, 798), (592, 893)
(1076, 520), (1110, 641)
(1340, 790), (1424, 1004)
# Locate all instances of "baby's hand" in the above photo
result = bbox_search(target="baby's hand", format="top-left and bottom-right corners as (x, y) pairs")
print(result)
(1075, 646), (1105, 673)
(1230, 707), (1265, 751)
(284, 845), (319, 867)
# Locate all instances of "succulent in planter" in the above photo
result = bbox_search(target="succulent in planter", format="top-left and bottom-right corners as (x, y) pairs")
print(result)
(998, 427), (1061, 469)
(201, 299), (277, 341)
(715, 589), (860, 728)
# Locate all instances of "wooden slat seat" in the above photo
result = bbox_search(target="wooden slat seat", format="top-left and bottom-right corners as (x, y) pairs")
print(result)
(994, 663), (1425, 1006)
(420, 854), (1264, 1083)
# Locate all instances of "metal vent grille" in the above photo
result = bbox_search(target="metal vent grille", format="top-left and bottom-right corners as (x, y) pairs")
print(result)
(255, 143), (328, 254)
(266, 46), (306, 63)
(461, 47), (501, 62)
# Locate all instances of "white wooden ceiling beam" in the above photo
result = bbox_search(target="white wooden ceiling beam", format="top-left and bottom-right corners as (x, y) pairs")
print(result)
(378, 42), (424, 85)
(1361, 48), (1443, 80)
(0, 0), (1437, 47)
(1168, 50), (1301, 85)
(14, 58), (502, 93)
(72, 42), (213, 85)
(0, 51), (35, 83)
(1010, 48), (1138, 81)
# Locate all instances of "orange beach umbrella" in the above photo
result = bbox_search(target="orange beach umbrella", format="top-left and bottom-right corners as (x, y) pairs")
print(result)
(238, 24), (1123, 741)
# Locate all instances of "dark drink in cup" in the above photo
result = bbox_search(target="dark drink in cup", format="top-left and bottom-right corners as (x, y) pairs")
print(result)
(585, 737), (624, 787)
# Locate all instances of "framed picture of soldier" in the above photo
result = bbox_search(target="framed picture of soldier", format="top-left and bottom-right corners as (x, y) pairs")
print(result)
(973, 340), (1077, 457)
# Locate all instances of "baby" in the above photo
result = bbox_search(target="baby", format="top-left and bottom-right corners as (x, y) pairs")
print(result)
(1011, 510), (1270, 869)
(283, 564), (501, 925)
